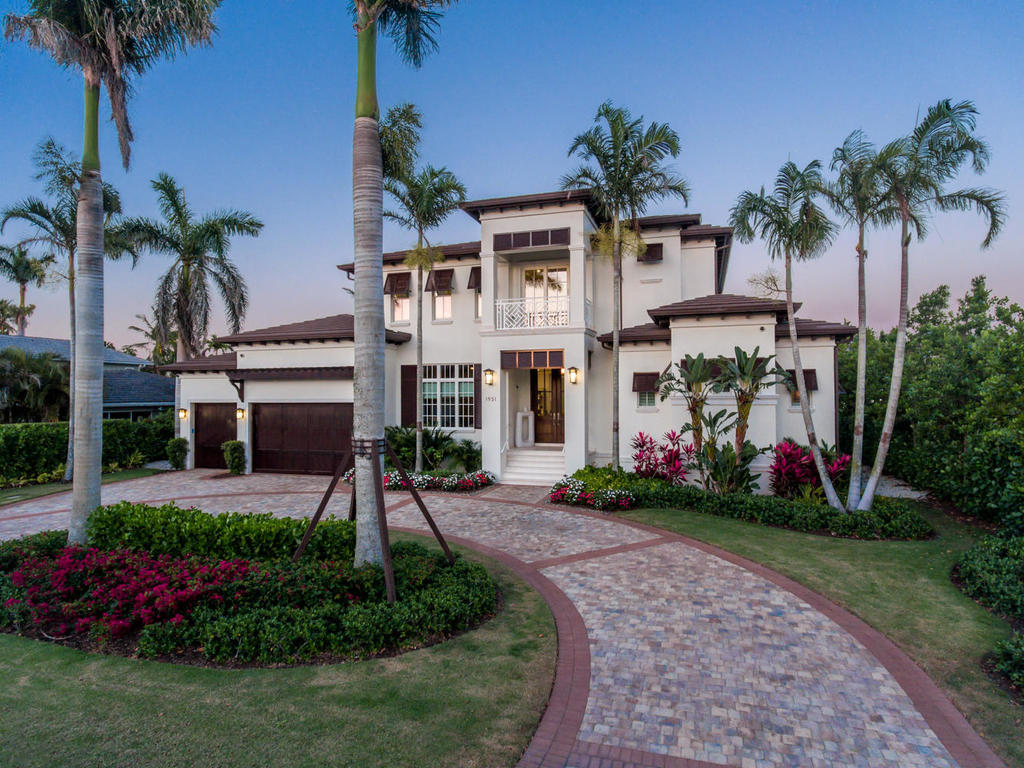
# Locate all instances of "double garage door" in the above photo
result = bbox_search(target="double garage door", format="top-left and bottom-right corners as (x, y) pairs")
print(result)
(193, 402), (352, 475)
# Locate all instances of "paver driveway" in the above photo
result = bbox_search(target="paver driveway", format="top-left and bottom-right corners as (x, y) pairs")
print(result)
(0, 471), (1003, 768)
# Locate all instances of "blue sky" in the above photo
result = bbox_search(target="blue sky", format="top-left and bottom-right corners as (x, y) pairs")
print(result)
(1, 0), (1021, 347)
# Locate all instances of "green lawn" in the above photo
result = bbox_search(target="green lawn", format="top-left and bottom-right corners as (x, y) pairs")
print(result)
(0, 541), (556, 768)
(621, 504), (1023, 767)
(0, 468), (163, 507)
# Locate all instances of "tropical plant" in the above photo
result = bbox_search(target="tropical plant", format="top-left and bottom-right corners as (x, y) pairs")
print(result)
(562, 101), (689, 469)
(0, 299), (33, 336)
(4, 1), (219, 544)
(385, 161), (467, 472)
(655, 353), (720, 488)
(349, 0), (458, 568)
(120, 173), (262, 360)
(1, 138), (136, 482)
(820, 131), (898, 509)
(122, 307), (177, 366)
(717, 346), (783, 453)
(730, 160), (843, 509)
(0, 349), (68, 423)
(630, 430), (693, 485)
(0, 245), (51, 336)
(856, 99), (1005, 511)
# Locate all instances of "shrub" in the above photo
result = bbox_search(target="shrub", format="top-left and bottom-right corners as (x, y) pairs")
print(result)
(994, 634), (1024, 690)
(769, 440), (851, 500)
(166, 437), (189, 470)
(87, 501), (356, 562)
(343, 468), (494, 493)
(0, 530), (68, 573)
(630, 431), (692, 485)
(384, 426), (482, 472)
(549, 467), (933, 540)
(222, 440), (246, 475)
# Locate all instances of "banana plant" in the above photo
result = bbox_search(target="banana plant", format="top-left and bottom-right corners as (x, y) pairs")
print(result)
(717, 346), (785, 453)
(656, 353), (722, 488)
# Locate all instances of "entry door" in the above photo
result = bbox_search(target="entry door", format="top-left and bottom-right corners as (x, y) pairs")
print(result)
(194, 403), (236, 469)
(531, 368), (564, 443)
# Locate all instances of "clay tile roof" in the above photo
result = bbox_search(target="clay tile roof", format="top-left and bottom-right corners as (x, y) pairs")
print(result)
(596, 323), (671, 346)
(160, 351), (238, 373)
(215, 314), (411, 345)
(337, 241), (481, 273)
(460, 189), (600, 221)
(776, 319), (857, 339)
(648, 294), (797, 324)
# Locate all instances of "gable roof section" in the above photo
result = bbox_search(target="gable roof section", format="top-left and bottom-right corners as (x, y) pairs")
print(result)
(102, 368), (175, 406)
(215, 314), (411, 345)
(337, 241), (481, 274)
(596, 323), (671, 346)
(648, 294), (796, 324)
(0, 336), (149, 367)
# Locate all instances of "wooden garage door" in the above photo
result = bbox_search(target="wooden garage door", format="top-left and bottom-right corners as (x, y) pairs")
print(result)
(252, 403), (353, 475)
(194, 403), (236, 469)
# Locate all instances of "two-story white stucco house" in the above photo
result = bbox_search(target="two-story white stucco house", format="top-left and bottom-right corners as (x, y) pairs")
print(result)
(165, 189), (854, 485)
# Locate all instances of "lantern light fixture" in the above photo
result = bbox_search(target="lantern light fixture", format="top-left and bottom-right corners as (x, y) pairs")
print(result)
(567, 366), (579, 384)
(236, 407), (246, 420)
(483, 368), (495, 386)
(177, 408), (188, 420)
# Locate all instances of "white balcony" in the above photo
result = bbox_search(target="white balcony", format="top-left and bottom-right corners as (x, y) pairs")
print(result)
(496, 296), (570, 330)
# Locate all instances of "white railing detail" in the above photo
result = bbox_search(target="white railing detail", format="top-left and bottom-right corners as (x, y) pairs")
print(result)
(495, 296), (570, 330)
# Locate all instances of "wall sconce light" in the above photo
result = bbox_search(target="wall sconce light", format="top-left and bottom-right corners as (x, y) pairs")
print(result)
(567, 366), (579, 384)
(177, 408), (188, 420)
(235, 407), (246, 420)
(483, 368), (495, 386)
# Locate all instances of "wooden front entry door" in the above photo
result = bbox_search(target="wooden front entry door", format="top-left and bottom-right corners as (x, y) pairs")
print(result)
(531, 368), (564, 443)
(194, 403), (236, 469)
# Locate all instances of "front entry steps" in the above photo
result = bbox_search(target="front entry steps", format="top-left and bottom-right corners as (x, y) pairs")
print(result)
(502, 447), (566, 486)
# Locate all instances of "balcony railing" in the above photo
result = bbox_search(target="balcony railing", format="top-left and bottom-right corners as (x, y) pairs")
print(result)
(496, 296), (570, 330)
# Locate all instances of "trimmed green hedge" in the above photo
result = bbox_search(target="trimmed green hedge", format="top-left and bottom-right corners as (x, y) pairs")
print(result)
(0, 411), (173, 480)
(557, 466), (934, 541)
(87, 501), (356, 562)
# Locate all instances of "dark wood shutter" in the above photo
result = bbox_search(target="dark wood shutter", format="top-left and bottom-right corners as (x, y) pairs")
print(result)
(467, 266), (481, 291)
(786, 369), (818, 391)
(550, 228), (570, 245)
(639, 243), (663, 262)
(493, 233), (513, 251)
(424, 268), (454, 293)
(400, 365), (417, 426)
(632, 372), (659, 392)
(473, 364), (482, 428)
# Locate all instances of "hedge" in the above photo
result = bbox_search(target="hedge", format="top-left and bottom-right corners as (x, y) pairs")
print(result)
(0, 411), (173, 480)
(551, 466), (934, 541)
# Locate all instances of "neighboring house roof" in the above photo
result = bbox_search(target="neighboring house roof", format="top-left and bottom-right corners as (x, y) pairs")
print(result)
(160, 351), (237, 373)
(102, 368), (175, 407)
(648, 294), (798, 324)
(596, 323), (671, 346)
(776, 319), (857, 339)
(215, 314), (411, 346)
(337, 241), (482, 273)
(0, 336), (149, 367)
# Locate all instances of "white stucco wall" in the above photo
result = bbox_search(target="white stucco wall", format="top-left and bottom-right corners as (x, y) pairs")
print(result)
(774, 336), (839, 448)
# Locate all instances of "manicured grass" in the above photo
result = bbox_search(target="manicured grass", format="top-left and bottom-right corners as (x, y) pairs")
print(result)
(621, 504), (1024, 767)
(0, 468), (163, 507)
(0, 539), (556, 768)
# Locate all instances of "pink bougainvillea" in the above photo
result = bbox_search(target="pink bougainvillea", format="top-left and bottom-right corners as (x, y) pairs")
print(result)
(630, 431), (695, 486)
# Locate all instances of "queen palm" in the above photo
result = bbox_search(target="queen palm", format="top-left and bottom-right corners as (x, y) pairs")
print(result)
(350, 0), (457, 568)
(857, 100), (1005, 511)
(385, 164), (466, 472)
(562, 101), (689, 469)
(121, 173), (262, 360)
(0, 245), (51, 335)
(5, 1), (219, 544)
(124, 307), (177, 366)
(0, 300), (29, 336)
(730, 160), (843, 510)
(821, 131), (898, 509)
(2, 138), (134, 482)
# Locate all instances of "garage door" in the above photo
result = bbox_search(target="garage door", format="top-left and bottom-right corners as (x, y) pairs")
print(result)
(252, 403), (353, 475)
(194, 403), (236, 469)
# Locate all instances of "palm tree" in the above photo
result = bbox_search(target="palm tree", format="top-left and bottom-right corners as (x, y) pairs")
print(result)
(719, 346), (782, 454)
(123, 307), (177, 366)
(1, 138), (134, 483)
(350, 0), (457, 568)
(385, 164), (467, 472)
(0, 245), (51, 335)
(120, 173), (262, 360)
(857, 100), (1005, 511)
(656, 353), (718, 489)
(5, 2), (219, 543)
(0, 300), (27, 336)
(730, 160), (843, 510)
(562, 101), (690, 469)
(820, 131), (897, 509)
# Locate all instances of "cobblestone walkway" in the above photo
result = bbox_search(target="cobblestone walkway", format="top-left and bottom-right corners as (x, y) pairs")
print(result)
(0, 472), (1001, 768)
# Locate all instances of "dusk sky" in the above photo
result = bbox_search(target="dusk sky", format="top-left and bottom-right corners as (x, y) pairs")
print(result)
(1, 0), (1021, 349)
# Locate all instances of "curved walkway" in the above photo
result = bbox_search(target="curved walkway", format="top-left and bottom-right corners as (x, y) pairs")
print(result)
(0, 471), (1005, 768)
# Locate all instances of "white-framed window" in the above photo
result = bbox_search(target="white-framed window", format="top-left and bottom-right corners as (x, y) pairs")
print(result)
(637, 391), (657, 408)
(392, 295), (410, 322)
(422, 363), (475, 428)
(433, 292), (452, 320)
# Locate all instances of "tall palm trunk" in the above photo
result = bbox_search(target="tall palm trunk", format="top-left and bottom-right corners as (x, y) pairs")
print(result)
(785, 250), (843, 510)
(17, 283), (27, 336)
(69, 80), (104, 545)
(846, 226), (868, 509)
(610, 214), (621, 470)
(415, 248), (424, 473)
(352, 19), (385, 566)
(858, 211), (910, 510)
(63, 257), (75, 482)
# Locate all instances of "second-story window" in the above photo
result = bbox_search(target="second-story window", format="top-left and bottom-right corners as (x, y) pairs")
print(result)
(392, 296), (410, 322)
(434, 293), (452, 320)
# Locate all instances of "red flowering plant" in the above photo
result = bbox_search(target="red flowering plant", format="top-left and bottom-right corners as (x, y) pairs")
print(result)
(630, 431), (695, 486)
(769, 440), (851, 500)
